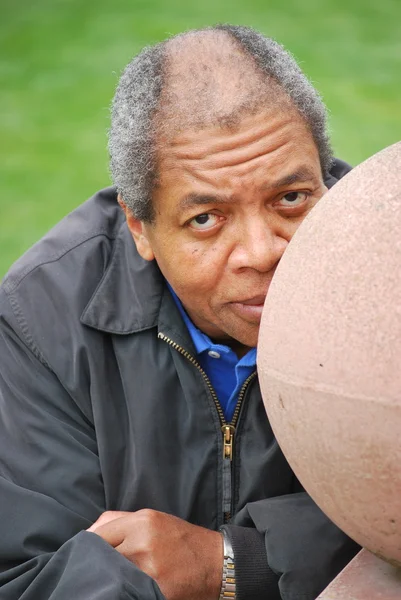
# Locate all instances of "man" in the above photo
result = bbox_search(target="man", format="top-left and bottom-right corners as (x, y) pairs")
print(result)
(0, 25), (358, 600)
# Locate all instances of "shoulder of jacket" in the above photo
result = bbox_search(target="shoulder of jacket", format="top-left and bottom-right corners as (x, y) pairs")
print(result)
(2, 187), (123, 296)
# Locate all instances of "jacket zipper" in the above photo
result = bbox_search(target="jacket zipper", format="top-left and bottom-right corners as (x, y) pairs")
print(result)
(158, 331), (256, 523)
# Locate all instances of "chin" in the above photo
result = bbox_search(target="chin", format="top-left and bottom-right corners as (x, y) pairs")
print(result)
(231, 329), (259, 349)
(213, 312), (259, 348)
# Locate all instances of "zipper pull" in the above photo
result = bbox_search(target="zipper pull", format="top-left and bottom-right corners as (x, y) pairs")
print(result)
(222, 425), (235, 461)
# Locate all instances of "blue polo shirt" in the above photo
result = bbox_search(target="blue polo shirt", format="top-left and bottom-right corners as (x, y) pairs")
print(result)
(168, 285), (256, 422)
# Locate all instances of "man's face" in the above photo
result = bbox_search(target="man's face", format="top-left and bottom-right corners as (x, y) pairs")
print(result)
(128, 108), (327, 354)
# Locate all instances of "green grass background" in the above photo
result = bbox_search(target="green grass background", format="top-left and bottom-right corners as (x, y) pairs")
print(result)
(1, 0), (400, 276)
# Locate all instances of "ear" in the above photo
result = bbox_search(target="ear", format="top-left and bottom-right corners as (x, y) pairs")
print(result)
(118, 195), (155, 262)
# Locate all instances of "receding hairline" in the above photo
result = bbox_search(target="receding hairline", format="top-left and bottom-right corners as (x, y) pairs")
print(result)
(154, 27), (294, 138)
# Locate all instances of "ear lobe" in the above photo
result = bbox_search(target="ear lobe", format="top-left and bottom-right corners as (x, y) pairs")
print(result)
(119, 198), (155, 262)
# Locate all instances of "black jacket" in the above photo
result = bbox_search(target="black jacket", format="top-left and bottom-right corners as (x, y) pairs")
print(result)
(0, 160), (358, 600)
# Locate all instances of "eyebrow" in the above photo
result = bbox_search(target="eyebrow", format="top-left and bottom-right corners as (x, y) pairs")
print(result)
(178, 193), (232, 211)
(177, 166), (319, 211)
(265, 166), (319, 190)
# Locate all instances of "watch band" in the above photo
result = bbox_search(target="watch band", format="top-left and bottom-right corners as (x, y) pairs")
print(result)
(219, 528), (236, 599)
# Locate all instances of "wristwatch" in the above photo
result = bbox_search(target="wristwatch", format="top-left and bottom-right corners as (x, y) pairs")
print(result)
(219, 527), (236, 599)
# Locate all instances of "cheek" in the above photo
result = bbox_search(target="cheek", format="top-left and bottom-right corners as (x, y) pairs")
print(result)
(155, 239), (225, 295)
(287, 203), (319, 237)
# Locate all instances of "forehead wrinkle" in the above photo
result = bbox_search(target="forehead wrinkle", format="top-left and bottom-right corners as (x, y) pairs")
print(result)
(166, 120), (313, 180)
(171, 133), (294, 179)
(178, 136), (310, 181)
(162, 138), (321, 195)
(169, 112), (298, 161)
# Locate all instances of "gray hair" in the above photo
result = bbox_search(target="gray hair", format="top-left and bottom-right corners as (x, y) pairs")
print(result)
(109, 25), (333, 222)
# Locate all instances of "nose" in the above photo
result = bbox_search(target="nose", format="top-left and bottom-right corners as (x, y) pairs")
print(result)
(228, 218), (289, 273)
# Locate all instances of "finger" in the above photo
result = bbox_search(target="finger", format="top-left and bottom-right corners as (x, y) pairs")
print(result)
(115, 541), (135, 560)
(114, 540), (144, 569)
(87, 511), (132, 532)
(88, 515), (132, 546)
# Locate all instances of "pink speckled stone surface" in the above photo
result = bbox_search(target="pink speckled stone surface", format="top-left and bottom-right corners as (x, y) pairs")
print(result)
(317, 550), (401, 599)
(258, 142), (401, 565)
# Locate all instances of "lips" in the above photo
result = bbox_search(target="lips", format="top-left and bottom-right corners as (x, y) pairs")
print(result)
(239, 295), (266, 306)
(228, 293), (268, 325)
(230, 268), (277, 307)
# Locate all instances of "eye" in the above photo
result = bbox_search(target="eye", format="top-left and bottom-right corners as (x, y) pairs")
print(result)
(189, 213), (219, 230)
(278, 191), (308, 207)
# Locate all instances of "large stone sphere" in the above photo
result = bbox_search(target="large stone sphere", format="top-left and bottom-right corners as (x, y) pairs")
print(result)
(257, 142), (401, 565)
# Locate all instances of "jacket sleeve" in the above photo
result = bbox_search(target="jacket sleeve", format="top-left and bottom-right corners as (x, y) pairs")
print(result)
(224, 490), (359, 600)
(0, 288), (164, 600)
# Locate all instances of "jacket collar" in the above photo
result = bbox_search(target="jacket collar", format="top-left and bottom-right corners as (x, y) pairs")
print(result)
(80, 222), (196, 351)
(81, 222), (163, 334)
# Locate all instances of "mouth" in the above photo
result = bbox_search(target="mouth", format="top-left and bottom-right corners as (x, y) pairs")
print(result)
(227, 268), (277, 324)
(229, 294), (267, 323)
(238, 294), (266, 306)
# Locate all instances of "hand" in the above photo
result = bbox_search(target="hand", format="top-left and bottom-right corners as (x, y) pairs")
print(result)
(87, 509), (223, 600)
